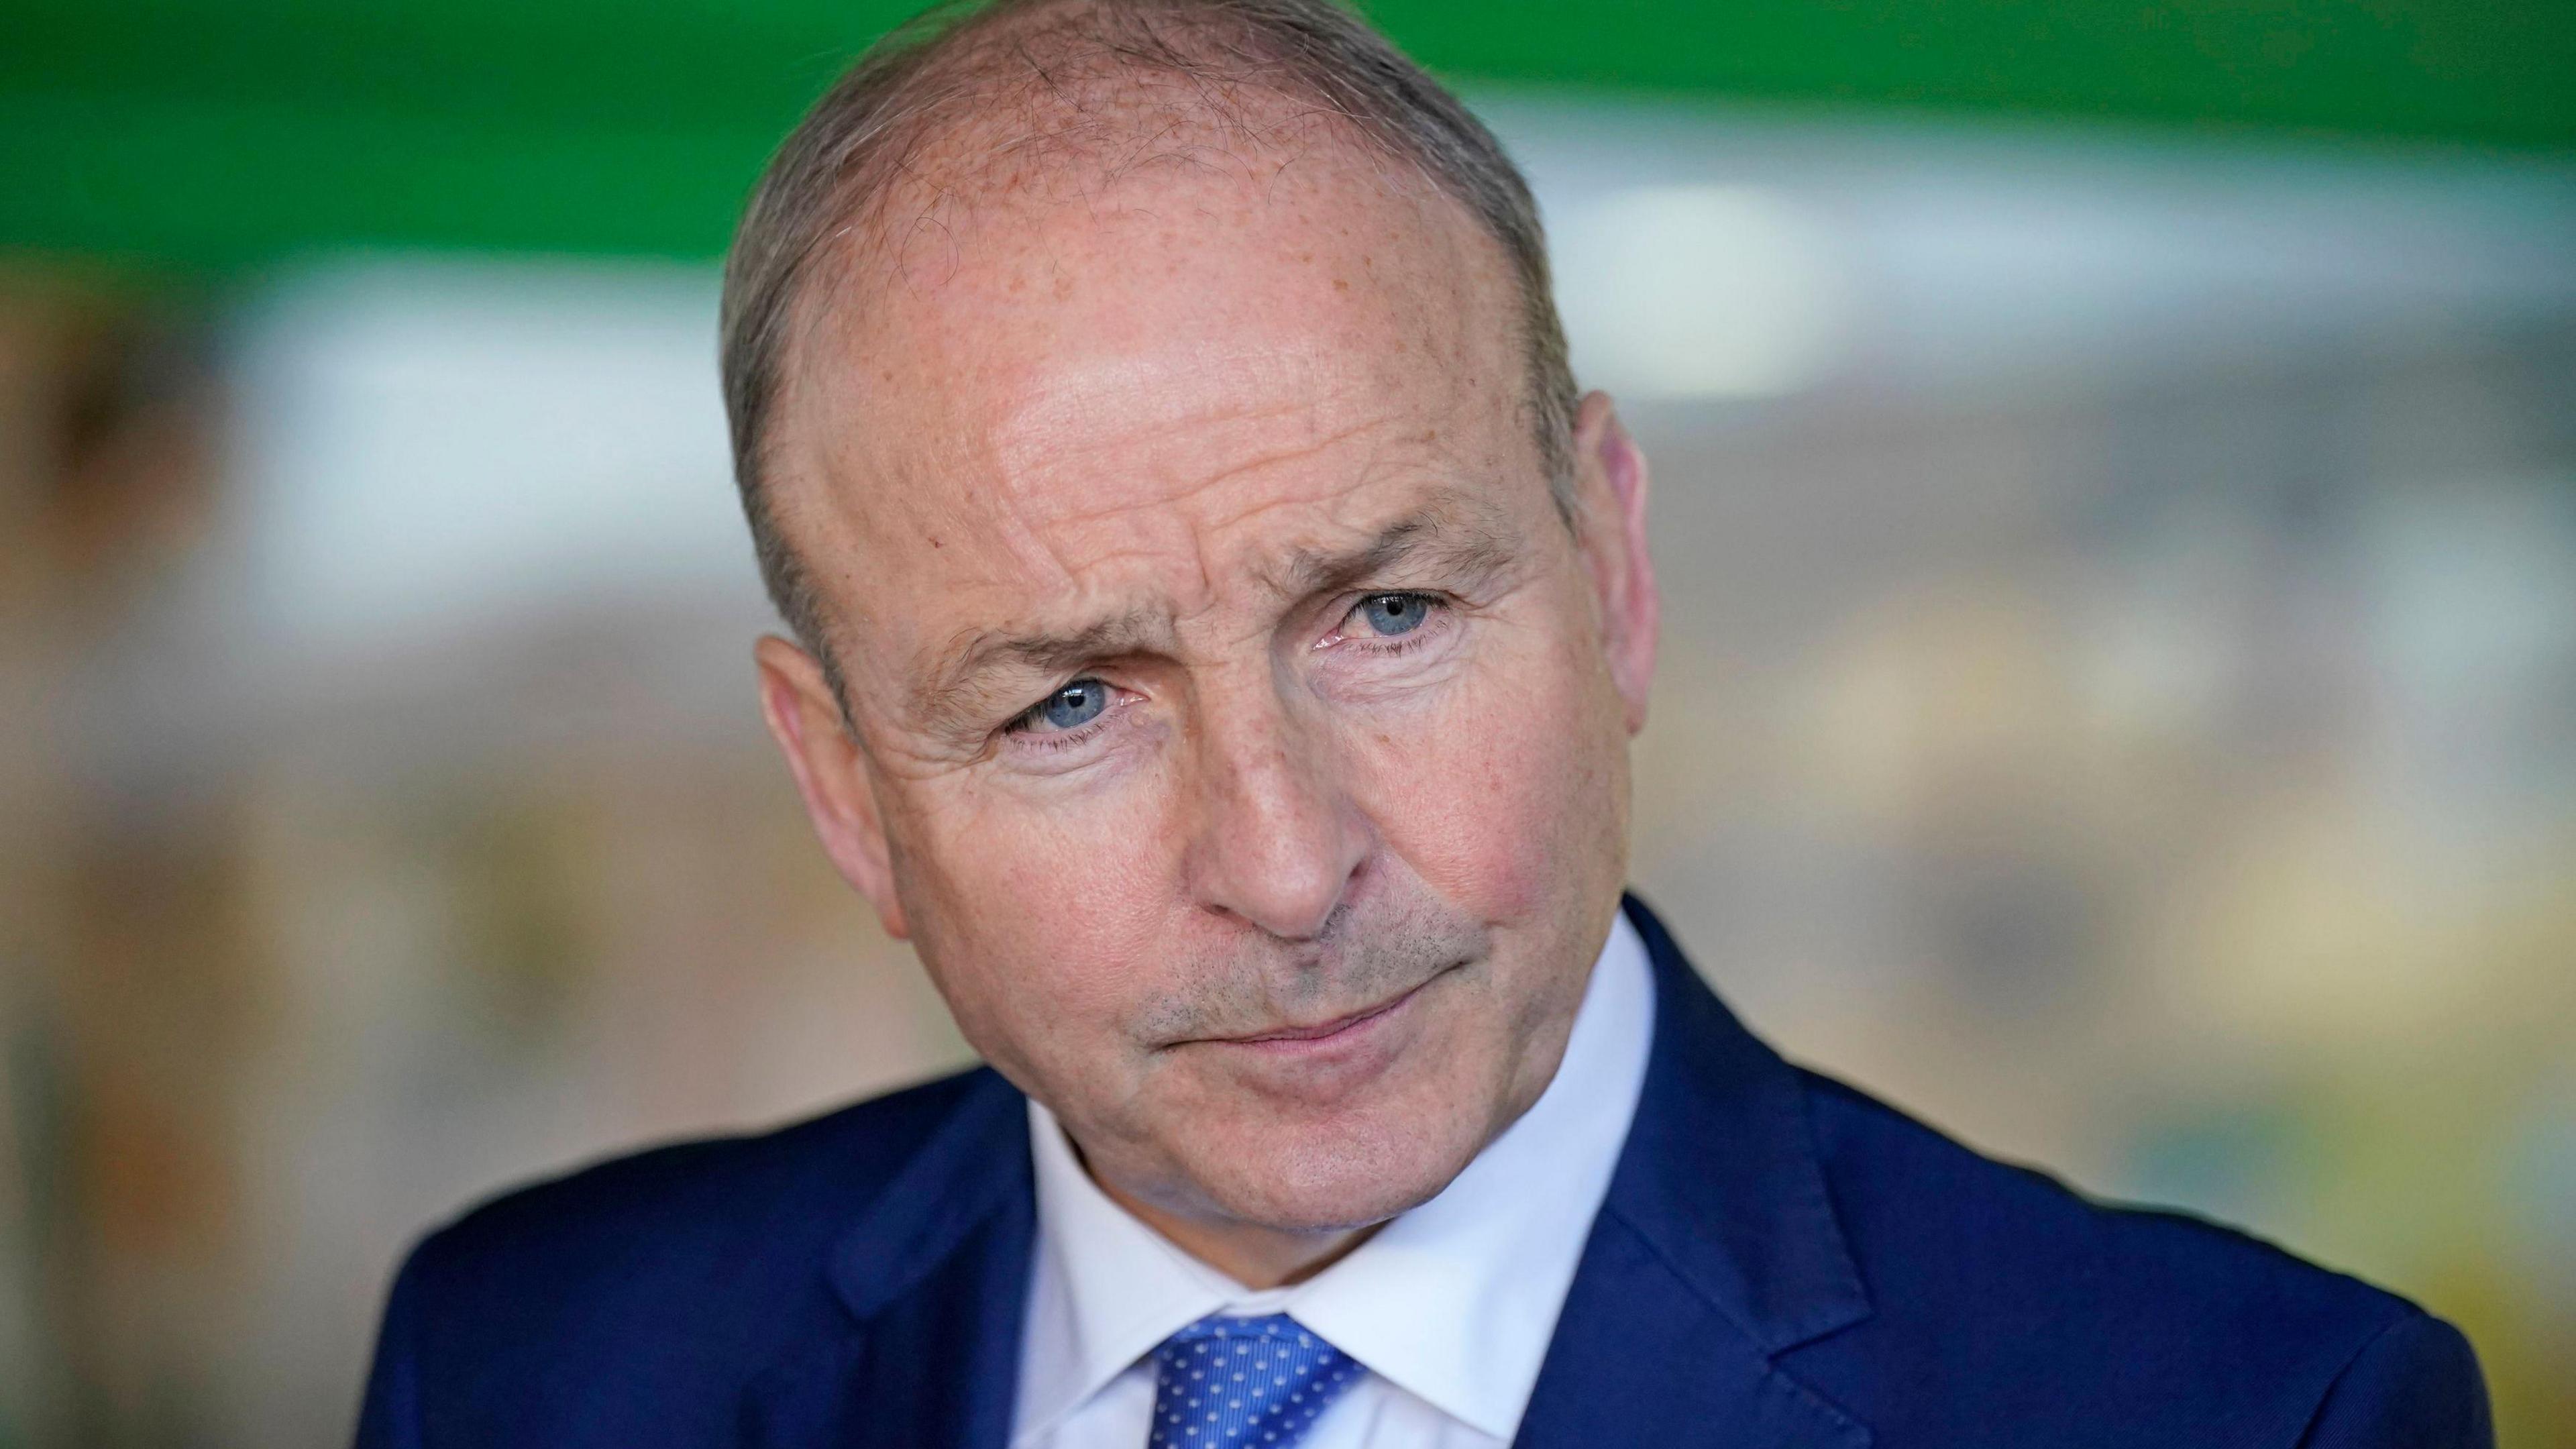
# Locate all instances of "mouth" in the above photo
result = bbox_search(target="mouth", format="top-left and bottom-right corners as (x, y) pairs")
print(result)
(1197, 965), (1454, 1051)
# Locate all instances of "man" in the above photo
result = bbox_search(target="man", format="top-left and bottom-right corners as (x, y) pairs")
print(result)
(354, 1), (2491, 1444)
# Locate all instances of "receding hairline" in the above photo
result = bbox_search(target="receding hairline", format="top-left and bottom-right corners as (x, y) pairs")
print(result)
(773, 67), (1488, 438)
(788, 92), (1452, 363)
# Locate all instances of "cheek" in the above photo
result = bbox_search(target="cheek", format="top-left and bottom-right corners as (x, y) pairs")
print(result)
(892, 773), (1181, 1054)
(1355, 615), (1623, 924)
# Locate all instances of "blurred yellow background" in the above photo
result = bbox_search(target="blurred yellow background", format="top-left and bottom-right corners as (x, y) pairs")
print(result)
(5, 4), (2574, 1446)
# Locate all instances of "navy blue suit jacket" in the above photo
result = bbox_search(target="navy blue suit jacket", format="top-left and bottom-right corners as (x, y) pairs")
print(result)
(356, 896), (2491, 1447)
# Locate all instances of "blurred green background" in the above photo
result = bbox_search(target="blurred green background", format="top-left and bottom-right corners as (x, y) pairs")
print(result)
(9, 0), (2575, 267)
(3, 1), (2573, 1446)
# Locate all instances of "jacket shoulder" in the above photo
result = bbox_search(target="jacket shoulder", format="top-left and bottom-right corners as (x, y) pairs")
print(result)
(365, 1065), (1013, 1448)
(1788, 1068), (2488, 1445)
(417, 1063), (999, 1276)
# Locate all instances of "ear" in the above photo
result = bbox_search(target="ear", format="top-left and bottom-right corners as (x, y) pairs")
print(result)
(1568, 391), (1660, 734)
(754, 635), (911, 939)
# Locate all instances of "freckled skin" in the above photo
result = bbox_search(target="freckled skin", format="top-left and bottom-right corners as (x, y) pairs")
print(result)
(755, 138), (1660, 1286)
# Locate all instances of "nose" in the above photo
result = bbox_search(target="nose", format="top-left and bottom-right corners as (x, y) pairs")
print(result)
(1179, 677), (1375, 942)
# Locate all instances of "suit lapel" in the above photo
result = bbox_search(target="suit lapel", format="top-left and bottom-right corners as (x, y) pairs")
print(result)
(1517, 1213), (1868, 1448)
(1515, 896), (1874, 1448)
(741, 1071), (1036, 1449)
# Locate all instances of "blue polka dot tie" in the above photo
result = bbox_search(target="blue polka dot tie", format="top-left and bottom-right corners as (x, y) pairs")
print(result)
(1145, 1313), (1364, 1448)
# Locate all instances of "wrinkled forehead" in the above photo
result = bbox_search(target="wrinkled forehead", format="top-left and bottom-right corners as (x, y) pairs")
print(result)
(765, 134), (1538, 680)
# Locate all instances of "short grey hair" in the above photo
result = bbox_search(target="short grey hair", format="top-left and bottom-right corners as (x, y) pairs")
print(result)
(718, 0), (1578, 668)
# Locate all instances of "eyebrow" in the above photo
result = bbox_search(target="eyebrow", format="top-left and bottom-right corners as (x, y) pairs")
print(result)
(1269, 493), (1519, 600)
(910, 493), (1523, 733)
(912, 607), (1176, 734)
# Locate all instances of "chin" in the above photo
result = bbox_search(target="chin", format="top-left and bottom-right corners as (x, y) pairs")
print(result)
(1179, 1090), (1493, 1234)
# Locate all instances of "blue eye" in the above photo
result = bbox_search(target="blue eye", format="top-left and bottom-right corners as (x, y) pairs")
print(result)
(1356, 593), (1433, 637)
(1032, 679), (1110, 731)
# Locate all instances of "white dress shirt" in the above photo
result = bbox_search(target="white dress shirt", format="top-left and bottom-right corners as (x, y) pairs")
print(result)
(1011, 911), (1656, 1449)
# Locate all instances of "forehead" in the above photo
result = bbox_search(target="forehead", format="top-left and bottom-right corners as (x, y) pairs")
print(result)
(767, 136), (1536, 682)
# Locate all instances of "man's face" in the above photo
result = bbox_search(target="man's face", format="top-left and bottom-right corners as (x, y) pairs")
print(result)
(757, 146), (1658, 1238)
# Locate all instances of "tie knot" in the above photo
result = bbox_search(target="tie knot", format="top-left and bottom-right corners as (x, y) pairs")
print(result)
(1147, 1313), (1363, 1448)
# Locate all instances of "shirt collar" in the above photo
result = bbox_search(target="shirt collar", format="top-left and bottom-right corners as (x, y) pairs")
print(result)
(1014, 910), (1656, 1443)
